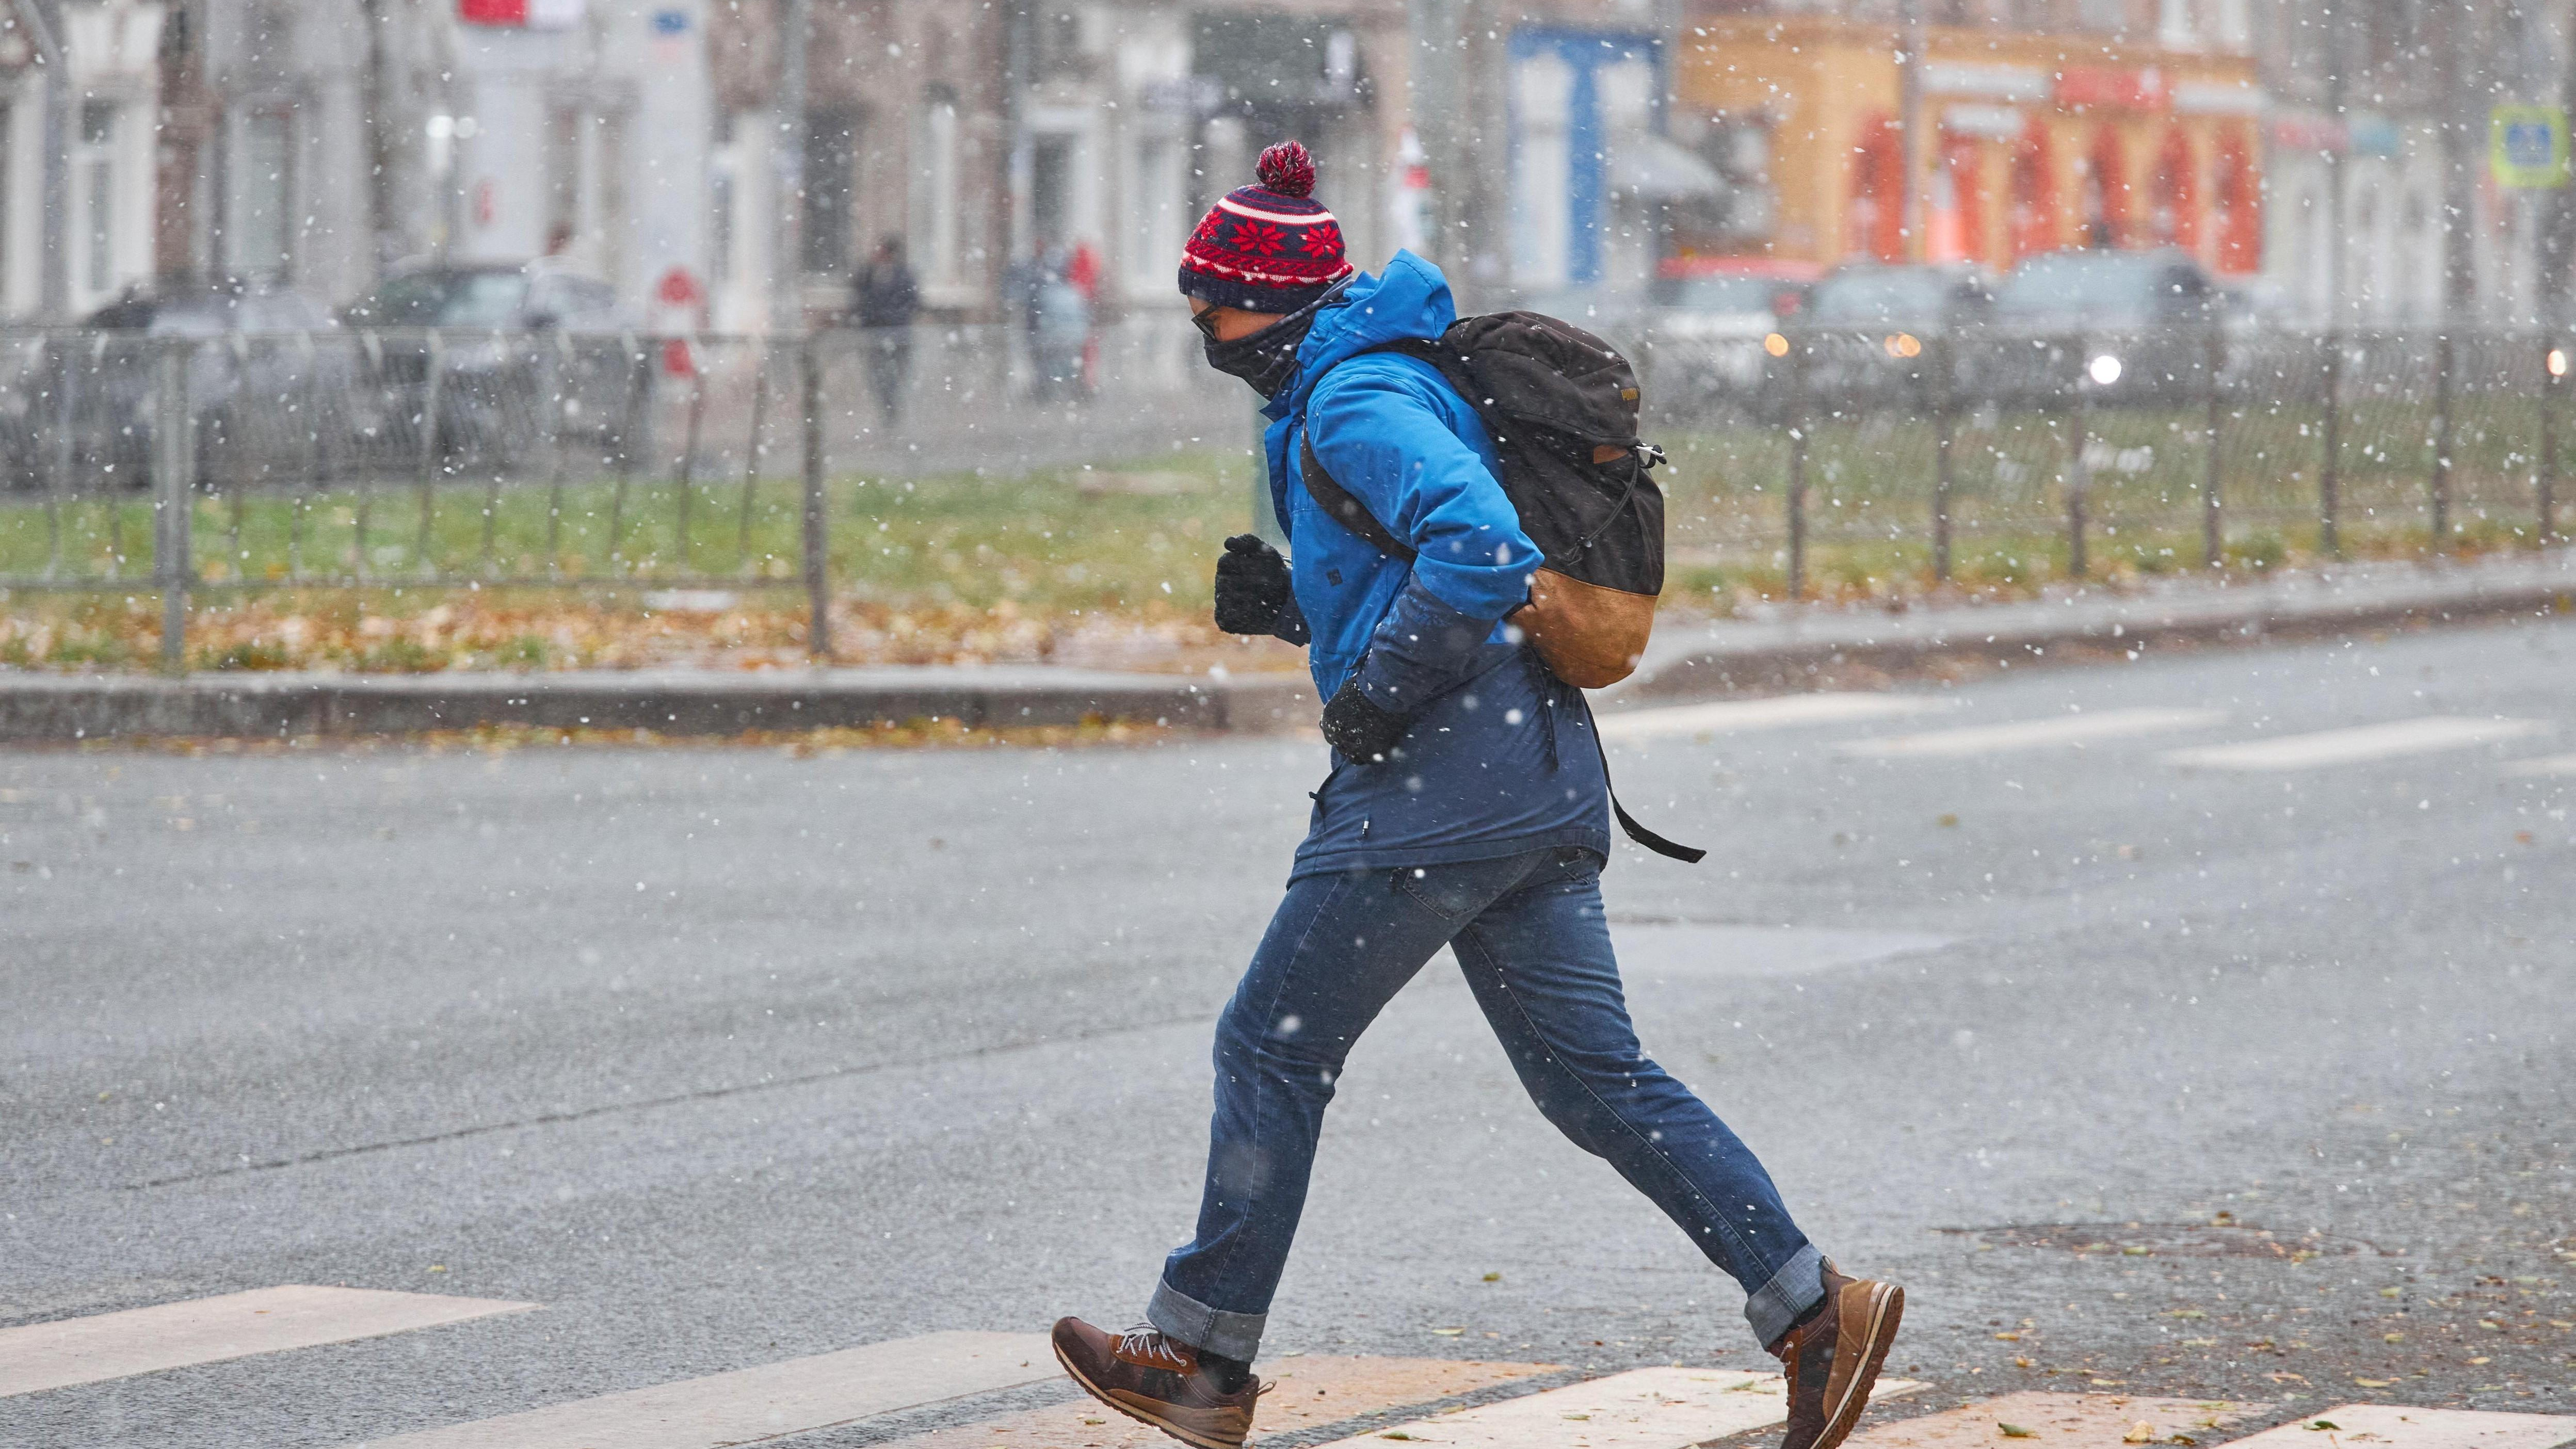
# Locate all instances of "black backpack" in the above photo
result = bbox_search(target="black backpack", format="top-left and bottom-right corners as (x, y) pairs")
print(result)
(1297, 311), (1702, 863)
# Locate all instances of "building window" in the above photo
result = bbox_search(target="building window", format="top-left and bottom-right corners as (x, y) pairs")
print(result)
(597, 110), (628, 286)
(546, 104), (581, 255)
(1030, 133), (1073, 252)
(913, 91), (961, 290)
(236, 110), (294, 279)
(1128, 135), (1182, 290)
(0, 105), (12, 309)
(803, 108), (857, 276)
(79, 101), (116, 295)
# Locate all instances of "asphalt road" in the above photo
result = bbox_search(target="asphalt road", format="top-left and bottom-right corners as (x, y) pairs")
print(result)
(4, 615), (2572, 1447)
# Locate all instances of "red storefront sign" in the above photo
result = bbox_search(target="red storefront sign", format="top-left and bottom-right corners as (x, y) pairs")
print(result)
(2055, 65), (2171, 111)
(459, 0), (583, 26)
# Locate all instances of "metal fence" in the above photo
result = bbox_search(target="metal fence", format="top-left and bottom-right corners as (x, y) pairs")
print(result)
(2, 315), (2569, 671)
(0, 320), (1238, 669)
(1635, 324), (2573, 595)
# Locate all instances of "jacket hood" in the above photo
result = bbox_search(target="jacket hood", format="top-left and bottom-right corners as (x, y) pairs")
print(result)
(1263, 250), (1457, 422)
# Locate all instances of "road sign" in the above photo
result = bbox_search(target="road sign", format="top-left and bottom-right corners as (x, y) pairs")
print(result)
(2491, 105), (2568, 188)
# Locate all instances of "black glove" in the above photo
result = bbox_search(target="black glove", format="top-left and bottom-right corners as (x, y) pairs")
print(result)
(1213, 534), (1295, 637)
(1320, 680), (1409, 763)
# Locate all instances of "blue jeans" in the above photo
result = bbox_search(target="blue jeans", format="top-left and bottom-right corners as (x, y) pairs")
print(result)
(1148, 846), (1824, 1362)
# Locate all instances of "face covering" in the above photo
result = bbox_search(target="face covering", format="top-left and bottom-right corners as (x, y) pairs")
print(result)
(1200, 277), (1352, 399)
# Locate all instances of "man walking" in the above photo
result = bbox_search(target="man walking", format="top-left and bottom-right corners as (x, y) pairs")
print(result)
(1051, 142), (1904, 1449)
(850, 235), (919, 429)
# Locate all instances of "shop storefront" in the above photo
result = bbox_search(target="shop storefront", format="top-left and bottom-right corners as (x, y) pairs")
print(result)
(1673, 16), (2264, 277)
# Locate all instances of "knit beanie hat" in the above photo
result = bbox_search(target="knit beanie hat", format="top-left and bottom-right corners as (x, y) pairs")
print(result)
(1178, 140), (1356, 313)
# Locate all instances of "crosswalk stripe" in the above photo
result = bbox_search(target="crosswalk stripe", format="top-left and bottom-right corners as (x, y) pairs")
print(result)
(0, 1286), (535, 1399)
(1843, 1392), (2257, 1449)
(343, 1330), (1050, 1449)
(2161, 716), (2550, 770)
(871, 1354), (1558, 1448)
(1839, 709), (2227, 759)
(2216, 1406), (2576, 1449)
(1308, 1366), (1924, 1448)
(2500, 752), (2576, 777)
(1597, 693), (1947, 744)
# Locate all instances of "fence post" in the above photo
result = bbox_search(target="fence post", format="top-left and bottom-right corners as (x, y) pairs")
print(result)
(2201, 321), (2224, 568)
(2542, 341), (2564, 544)
(2431, 329), (2454, 548)
(2066, 337), (2088, 582)
(801, 331), (832, 659)
(153, 337), (194, 674)
(1931, 331), (1954, 583)
(2320, 330), (2342, 555)
(1784, 334), (1808, 601)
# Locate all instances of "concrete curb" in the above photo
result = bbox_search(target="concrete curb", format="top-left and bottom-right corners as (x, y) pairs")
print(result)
(1605, 552), (2576, 703)
(6, 553), (2572, 742)
(0, 666), (1321, 743)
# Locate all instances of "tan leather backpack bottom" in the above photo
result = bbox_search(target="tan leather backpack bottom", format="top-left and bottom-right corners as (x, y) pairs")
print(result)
(1513, 567), (1656, 689)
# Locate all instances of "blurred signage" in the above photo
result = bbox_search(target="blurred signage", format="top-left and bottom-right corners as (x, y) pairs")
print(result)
(2056, 65), (2170, 111)
(1922, 61), (2048, 103)
(459, 0), (584, 27)
(2271, 111), (2347, 155)
(1941, 103), (2024, 140)
(2491, 106), (2569, 188)
(2347, 113), (2401, 159)
(1139, 76), (1223, 116)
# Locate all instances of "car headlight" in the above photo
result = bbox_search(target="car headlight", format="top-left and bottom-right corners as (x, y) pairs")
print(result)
(2087, 353), (2123, 385)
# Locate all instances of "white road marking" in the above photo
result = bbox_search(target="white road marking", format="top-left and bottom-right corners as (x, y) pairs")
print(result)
(344, 1330), (1051, 1449)
(1839, 708), (2227, 759)
(2501, 752), (2576, 778)
(2215, 1405), (2576, 1449)
(2161, 716), (2551, 771)
(1617, 924), (1953, 981)
(1844, 1391), (2257, 1449)
(1309, 1367), (1923, 1448)
(0, 1285), (535, 1398)
(1596, 693), (1947, 744)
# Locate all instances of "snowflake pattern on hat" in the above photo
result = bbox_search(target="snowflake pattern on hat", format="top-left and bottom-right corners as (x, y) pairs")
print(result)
(1179, 140), (1356, 312)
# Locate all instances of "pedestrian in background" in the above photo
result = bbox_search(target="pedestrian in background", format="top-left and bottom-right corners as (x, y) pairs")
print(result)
(1048, 140), (1906, 1449)
(851, 235), (919, 430)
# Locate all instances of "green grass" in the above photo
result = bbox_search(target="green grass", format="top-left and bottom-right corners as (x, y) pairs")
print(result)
(2, 392), (2567, 642)
(0, 450), (1266, 617)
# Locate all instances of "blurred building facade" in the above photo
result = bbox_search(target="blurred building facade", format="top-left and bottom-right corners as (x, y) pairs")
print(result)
(1, 1), (168, 318)
(1672, 14), (2265, 280)
(2, 0), (2571, 327)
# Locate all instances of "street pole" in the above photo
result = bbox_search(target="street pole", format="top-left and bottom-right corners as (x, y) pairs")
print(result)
(771, 0), (811, 336)
(1898, 0), (1926, 263)
(11, 0), (70, 320)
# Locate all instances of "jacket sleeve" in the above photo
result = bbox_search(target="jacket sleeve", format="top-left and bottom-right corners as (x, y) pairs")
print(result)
(1306, 358), (1540, 713)
(1303, 361), (1539, 622)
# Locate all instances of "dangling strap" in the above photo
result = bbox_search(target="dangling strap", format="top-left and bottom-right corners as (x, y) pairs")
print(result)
(1579, 692), (1706, 864)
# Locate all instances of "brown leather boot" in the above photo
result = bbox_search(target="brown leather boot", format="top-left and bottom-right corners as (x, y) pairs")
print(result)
(1051, 1316), (1264, 1449)
(1768, 1259), (1906, 1449)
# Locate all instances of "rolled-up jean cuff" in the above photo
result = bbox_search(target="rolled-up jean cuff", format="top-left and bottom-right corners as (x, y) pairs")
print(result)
(1744, 1244), (1827, 1348)
(1148, 1279), (1266, 1362)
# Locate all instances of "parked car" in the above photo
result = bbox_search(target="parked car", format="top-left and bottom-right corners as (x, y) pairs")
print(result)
(1973, 248), (2224, 406)
(1793, 263), (1994, 407)
(0, 278), (347, 491)
(340, 261), (640, 467)
(1638, 259), (1818, 414)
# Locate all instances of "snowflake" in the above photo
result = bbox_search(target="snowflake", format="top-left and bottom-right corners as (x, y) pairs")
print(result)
(1300, 221), (1343, 257)
(1232, 220), (1287, 256)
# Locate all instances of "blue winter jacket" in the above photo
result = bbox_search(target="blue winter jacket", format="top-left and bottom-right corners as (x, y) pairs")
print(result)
(1263, 251), (1611, 879)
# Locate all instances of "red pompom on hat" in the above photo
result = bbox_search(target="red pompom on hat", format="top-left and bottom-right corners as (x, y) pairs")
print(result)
(1179, 139), (1354, 313)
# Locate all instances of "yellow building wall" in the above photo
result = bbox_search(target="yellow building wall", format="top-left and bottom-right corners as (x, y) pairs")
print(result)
(1675, 15), (2263, 273)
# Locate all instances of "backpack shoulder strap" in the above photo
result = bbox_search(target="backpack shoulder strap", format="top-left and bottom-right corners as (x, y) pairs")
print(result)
(1297, 420), (1419, 564)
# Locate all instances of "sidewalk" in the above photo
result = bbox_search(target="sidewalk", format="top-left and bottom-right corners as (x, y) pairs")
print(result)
(4, 551), (2569, 742)
(1607, 549), (2576, 703)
